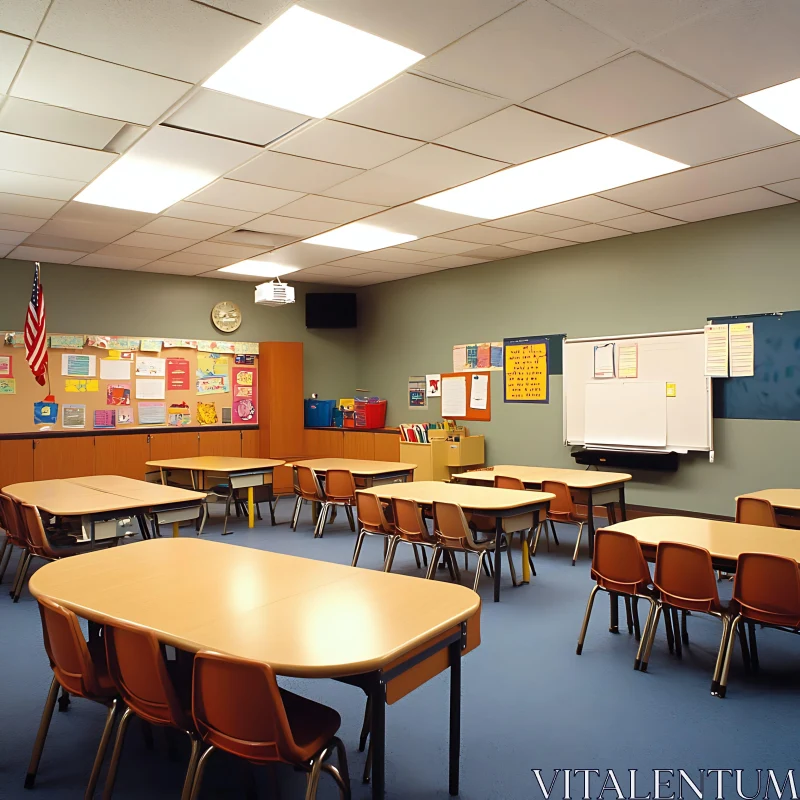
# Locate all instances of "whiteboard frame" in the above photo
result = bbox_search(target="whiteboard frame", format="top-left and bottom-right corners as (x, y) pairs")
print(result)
(562, 329), (714, 454)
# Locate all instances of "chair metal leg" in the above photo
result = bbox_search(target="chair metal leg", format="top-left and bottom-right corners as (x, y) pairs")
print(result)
(624, 596), (634, 635)
(316, 503), (330, 538)
(9, 547), (28, 597)
(363, 737), (372, 784)
(180, 736), (202, 800)
(85, 699), (121, 800)
(383, 536), (400, 573)
(412, 544), (422, 569)
(472, 552), (485, 593)
(359, 697), (371, 752)
(549, 519), (560, 546)
(102, 706), (134, 799)
(24, 676), (60, 788)
(291, 496), (302, 531)
(747, 621), (759, 670)
(504, 537), (518, 587)
(532, 521), (543, 555)
(344, 504), (355, 532)
(672, 608), (682, 658)
(571, 522), (584, 565)
(632, 597), (641, 641)
(576, 585), (600, 655)
(13, 550), (33, 602)
(221, 492), (233, 536)
(0, 538), (8, 581)
(305, 753), (326, 800)
(639, 605), (663, 673)
(634, 598), (658, 670)
(426, 547), (442, 579)
(188, 745), (215, 800)
(716, 614), (742, 698)
(710, 616), (732, 694)
(0, 540), (14, 583)
(351, 530), (367, 567)
(681, 609), (690, 645)
(329, 736), (351, 799)
(664, 605), (675, 653)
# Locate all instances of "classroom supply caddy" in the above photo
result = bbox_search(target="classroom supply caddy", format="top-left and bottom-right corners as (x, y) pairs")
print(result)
(398, 426), (485, 481)
(354, 398), (387, 429)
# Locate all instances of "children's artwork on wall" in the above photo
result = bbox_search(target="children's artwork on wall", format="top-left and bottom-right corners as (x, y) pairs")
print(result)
(34, 401), (58, 425)
(197, 401), (218, 425)
(168, 401), (192, 426)
(106, 384), (131, 405)
(408, 376), (426, 408)
(232, 367), (257, 423)
(426, 374), (441, 397)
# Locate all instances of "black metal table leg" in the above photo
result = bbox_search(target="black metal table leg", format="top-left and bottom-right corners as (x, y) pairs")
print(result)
(619, 486), (627, 521)
(369, 674), (386, 800)
(493, 516), (502, 602)
(586, 489), (595, 553)
(448, 639), (461, 796)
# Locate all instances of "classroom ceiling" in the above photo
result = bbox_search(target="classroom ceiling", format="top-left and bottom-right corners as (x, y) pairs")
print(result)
(1, 0), (800, 286)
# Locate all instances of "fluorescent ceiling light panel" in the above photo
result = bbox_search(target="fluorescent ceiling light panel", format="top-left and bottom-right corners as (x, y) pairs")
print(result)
(304, 222), (417, 251)
(75, 127), (256, 213)
(203, 7), (423, 118)
(416, 139), (688, 219)
(740, 78), (800, 135)
(220, 261), (300, 278)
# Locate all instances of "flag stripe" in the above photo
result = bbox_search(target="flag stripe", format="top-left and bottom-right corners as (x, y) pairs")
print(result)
(25, 263), (48, 386)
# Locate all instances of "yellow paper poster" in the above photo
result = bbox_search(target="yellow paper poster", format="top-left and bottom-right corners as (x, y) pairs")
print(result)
(197, 401), (218, 425)
(108, 349), (122, 360)
(65, 379), (99, 392)
(618, 343), (638, 378)
(503, 337), (548, 403)
(236, 370), (253, 386)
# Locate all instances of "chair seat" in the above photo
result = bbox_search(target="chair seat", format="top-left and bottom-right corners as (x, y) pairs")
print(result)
(280, 689), (342, 763)
(548, 510), (587, 523)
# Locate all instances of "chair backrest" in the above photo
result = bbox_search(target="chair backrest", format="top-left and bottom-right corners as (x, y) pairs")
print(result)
(591, 529), (652, 596)
(0, 494), (27, 548)
(735, 497), (777, 528)
(733, 552), (800, 628)
(105, 622), (191, 730)
(493, 475), (526, 491)
(541, 481), (574, 517)
(355, 491), (391, 534)
(18, 502), (53, 559)
(295, 466), (323, 502)
(37, 597), (107, 699)
(392, 497), (433, 544)
(325, 469), (356, 503)
(433, 501), (482, 551)
(653, 541), (721, 613)
(193, 651), (318, 764)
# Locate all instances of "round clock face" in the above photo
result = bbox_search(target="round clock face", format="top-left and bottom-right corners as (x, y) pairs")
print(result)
(211, 301), (242, 333)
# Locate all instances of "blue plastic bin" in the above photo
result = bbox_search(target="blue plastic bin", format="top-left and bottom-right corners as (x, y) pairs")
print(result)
(304, 399), (335, 427)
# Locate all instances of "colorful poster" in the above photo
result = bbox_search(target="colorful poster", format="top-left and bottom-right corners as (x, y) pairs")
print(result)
(408, 375), (426, 408)
(197, 376), (229, 394)
(233, 342), (259, 355)
(168, 401), (192, 426)
(61, 353), (96, 377)
(107, 384), (131, 405)
(0, 355), (11, 377)
(197, 353), (229, 379)
(65, 379), (99, 392)
(166, 358), (190, 390)
(139, 339), (162, 353)
(197, 401), (218, 425)
(232, 367), (257, 423)
(453, 342), (503, 372)
(86, 335), (111, 349)
(426, 374), (441, 397)
(62, 404), (86, 428)
(94, 409), (116, 429)
(163, 339), (197, 349)
(138, 402), (166, 425)
(109, 337), (140, 350)
(49, 334), (85, 348)
(0, 378), (15, 394)
(235, 354), (255, 365)
(34, 401), (58, 425)
(198, 340), (236, 354)
(135, 356), (165, 376)
(118, 410), (132, 425)
(503, 337), (548, 403)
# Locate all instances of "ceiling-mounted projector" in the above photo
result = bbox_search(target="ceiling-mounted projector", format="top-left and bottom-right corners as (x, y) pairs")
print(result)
(255, 279), (295, 307)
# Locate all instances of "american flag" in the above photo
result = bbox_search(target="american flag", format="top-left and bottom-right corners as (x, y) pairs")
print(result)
(24, 262), (48, 386)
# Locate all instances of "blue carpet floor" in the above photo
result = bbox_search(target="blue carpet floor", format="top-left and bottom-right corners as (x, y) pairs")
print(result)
(2, 503), (799, 800)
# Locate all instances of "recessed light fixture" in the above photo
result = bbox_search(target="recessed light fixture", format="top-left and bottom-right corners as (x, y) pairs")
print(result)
(740, 77), (800, 135)
(304, 222), (417, 251)
(219, 261), (300, 278)
(416, 139), (688, 219)
(203, 6), (423, 118)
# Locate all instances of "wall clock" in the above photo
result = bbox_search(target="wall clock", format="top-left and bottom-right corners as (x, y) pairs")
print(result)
(211, 300), (242, 333)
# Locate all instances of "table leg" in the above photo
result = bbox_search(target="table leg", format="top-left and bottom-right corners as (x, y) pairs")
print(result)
(586, 488), (595, 554)
(248, 487), (255, 528)
(619, 486), (628, 521)
(369, 674), (386, 799)
(493, 517), (502, 603)
(172, 522), (179, 538)
(521, 535), (530, 584)
(449, 639), (461, 796)
(90, 519), (96, 550)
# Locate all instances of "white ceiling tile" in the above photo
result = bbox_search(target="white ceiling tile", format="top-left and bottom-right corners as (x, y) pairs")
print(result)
(419, 254), (488, 268)
(105, 124), (148, 154)
(437, 105), (601, 163)
(229, 151), (362, 193)
(0, 32), (28, 94)
(537, 195), (641, 222)
(602, 141), (800, 209)
(9, 245), (87, 263)
(183, 242), (269, 259)
(0, 230), (29, 246)
(605, 212), (685, 232)
(504, 235), (578, 252)
(549, 224), (630, 242)
(271, 195), (385, 223)
(644, 0), (800, 95)
(273, 120), (423, 170)
(53, 202), (156, 227)
(397, 236), (480, 255)
(0, 0), (49, 38)
(113, 232), (199, 251)
(193, 0), (289, 25)
(484, 209), (587, 234)
(300, 265), (369, 277)
(138, 217), (230, 240)
(73, 254), (152, 270)
(0, 170), (85, 201)
(298, 0), (520, 55)
(0, 213), (45, 233)
(657, 188), (795, 222)
(619, 100), (798, 166)
(364, 204), (485, 236)
(256, 242), (359, 267)
(189, 179), (303, 213)
(334, 73), (508, 141)
(201, 267), (274, 282)
(137, 260), (213, 276)
(336, 271), (416, 285)
(767, 178), (800, 201)
(95, 244), (175, 260)
(331, 255), (432, 273)
(167, 89), (308, 146)
(418, 0), (625, 101)
(13, 44), (191, 126)
(323, 144), (505, 206)
(364, 247), (439, 264)
(0, 132), (115, 182)
(438, 225), (527, 245)
(244, 214), (336, 238)
(23, 233), (106, 252)
(0, 244), (15, 258)
(163, 202), (260, 227)
(151, 251), (238, 267)
(33, 219), (139, 243)
(462, 244), (523, 260)
(0, 97), (125, 150)
(524, 53), (725, 135)
(39, 0), (262, 83)
(0, 194), (64, 219)
(210, 230), (293, 248)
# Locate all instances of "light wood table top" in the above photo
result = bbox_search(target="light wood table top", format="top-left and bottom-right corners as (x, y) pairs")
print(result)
(67, 476), (205, 505)
(737, 489), (800, 512)
(606, 516), (800, 563)
(289, 458), (416, 476)
(146, 456), (285, 473)
(453, 465), (631, 489)
(29, 538), (480, 678)
(360, 480), (553, 511)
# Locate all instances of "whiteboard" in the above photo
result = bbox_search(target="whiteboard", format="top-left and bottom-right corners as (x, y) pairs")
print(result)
(563, 330), (713, 453)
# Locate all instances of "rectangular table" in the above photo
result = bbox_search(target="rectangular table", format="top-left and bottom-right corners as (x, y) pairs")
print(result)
(3, 476), (205, 544)
(146, 456), (285, 532)
(28, 538), (481, 799)
(289, 458), (417, 486)
(360, 481), (553, 602)
(737, 489), (800, 528)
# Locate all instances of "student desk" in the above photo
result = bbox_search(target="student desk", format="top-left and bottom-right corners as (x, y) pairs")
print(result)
(28, 538), (481, 799)
(2, 476), (204, 544)
(360, 481), (553, 602)
(289, 458), (417, 486)
(146, 456), (285, 531)
(737, 489), (800, 528)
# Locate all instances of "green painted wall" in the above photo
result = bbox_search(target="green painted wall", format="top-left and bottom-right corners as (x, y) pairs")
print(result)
(0, 259), (359, 400)
(356, 203), (800, 516)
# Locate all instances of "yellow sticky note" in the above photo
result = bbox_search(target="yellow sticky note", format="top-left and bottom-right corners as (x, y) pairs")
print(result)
(108, 350), (122, 360)
(666, 383), (677, 397)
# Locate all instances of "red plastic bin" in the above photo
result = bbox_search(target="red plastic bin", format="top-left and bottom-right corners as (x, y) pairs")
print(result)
(354, 400), (387, 429)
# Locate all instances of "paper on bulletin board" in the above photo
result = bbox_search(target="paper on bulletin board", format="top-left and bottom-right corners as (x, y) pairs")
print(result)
(408, 375), (426, 408)
(453, 341), (503, 372)
(136, 378), (165, 400)
(503, 337), (548, 403)
(65, 379), (99, 392)
(168, 402), (192, 426)
(197, 401), (218, 425)
(441, 376), (467, 417)
(198, 340), (236, 354)
(593, 343), (616, 378)
(62, 353), (96, 377)
(166, 358), (191, 390)
(0, 355), (11, 377)
(197, 352), (229, 379)
(49, 334), (85, 349)
(426, 374), (441, 397)
(94, 409), (116, 429)
(163, 339), (198, 349)
(34, 401), (58, 425)
(135, 356), (165, 376)
(618, 344), (638, 378)
(222, 407), (232, 424)
(118, 410), (132, 425)
(138, 402), (166, 425)
(0, 378), (15, 394)
(704, 324), (729, 377)
(729, 322), (754, 377)
(139, 339), (162, 353)
(232, 367), (257, 423)
(100, 358), (131, 380)
(197, 376), (229, 395)
(62, 404), (86, 428)
(469, 374), (488, 409)
(106, 384), (131, 405)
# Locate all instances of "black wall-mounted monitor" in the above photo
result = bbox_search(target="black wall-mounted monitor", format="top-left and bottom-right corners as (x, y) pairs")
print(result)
(305, 292), (357, 329)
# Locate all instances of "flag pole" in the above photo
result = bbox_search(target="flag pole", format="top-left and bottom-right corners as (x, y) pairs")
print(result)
(36, 262), (54, 402)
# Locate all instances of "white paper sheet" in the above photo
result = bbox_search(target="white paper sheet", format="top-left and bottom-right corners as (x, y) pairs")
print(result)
(469, 373), (488, 409)
(593, 343), (616, 378)
(442, 376), (467, 417)
(704, 324), (729, 377)
(136, 378), (165, 400)
(138, 402), (166, 425)
(61, 353), (96, 377)
(729, 322), (754, 377)
(135, 356), (166, 376)
(99, 358), (131, 380)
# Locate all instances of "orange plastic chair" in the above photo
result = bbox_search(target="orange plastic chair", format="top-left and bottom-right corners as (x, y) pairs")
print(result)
(352, 491), (395, 567)
(102, 621), (199, 799)
(384, 497), (436, 574)
(189, 651), (350, 800)
(0, 494), (29, 593)
(534, 481), (587, 564)
(576, 528), (656, 669)
(735, 497), (778, 527)
(493, 474), (536, 577)
(26, 597), (120, 795)
(291, 465), (325, 532)
(317, 470), (357, 538)
(717, 552), (800, 697)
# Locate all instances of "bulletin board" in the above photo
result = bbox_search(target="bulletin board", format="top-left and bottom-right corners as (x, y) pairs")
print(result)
(440, 371), (492, 421)
(0, 334), (259, 434)
(503, 336), (550, 403)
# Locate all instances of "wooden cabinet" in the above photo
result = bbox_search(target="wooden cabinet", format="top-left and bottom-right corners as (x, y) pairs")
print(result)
(259, 342), (304, 458)
(198, 430), (241, 457)
(304, 429), (344, 458)
(241, 429), (260, 458)
(150, 431), (199, 461)
(95, 434), (151, 479)
(343, 431), (374, 460)
(374, 433), (400, 462)
(0, 439), (34, 487)
(33, 437), (96, 480)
